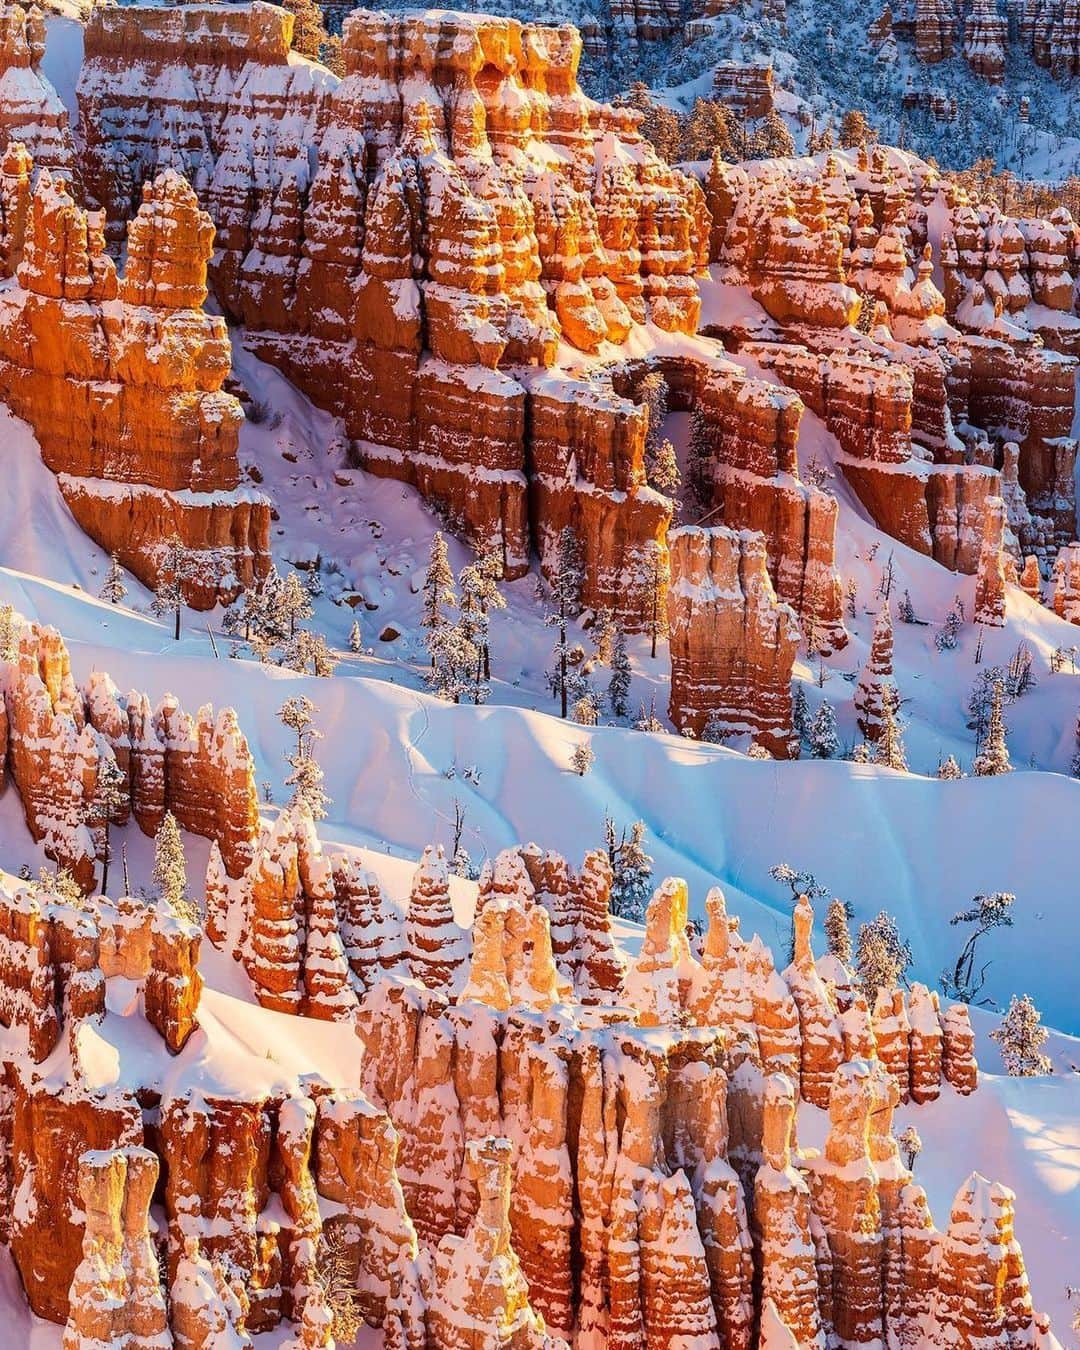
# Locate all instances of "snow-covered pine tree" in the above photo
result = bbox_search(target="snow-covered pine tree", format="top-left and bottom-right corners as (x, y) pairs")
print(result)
(702, 709), (727, 744)
(459, 551), (506, 695)
(348, 620), (362, 653)
(934, 602), (962, 651)
(609, 820), (654, 921)
(545, 527), (585, 719)
(645, 541), (669, 659)
(286, 742), (331, 821)
(855, 909), (911, 1004)
(854, 605), (894, 741)
(896, 589), (915, 623)
(872, 685), (907, 771)
(573, 695), (599, 726)
(839, 108), (875, 147)
(153, 811), (189, 917)
(990, 993), (1052, 1076)
(607, 631), (632, 718)
(809, 701), (839, 758)
(943, 891), (1015, 1003)
(571, 742), (596, 776)
(280, 571), (314, 637)
(972, 678), (1011, 776)
(824, 896), (854, 965)
(685, 407), (713, 515)
(91, 754), (127, 897)
(792, 685), (811, 742)
(751, 109), (795, 157)
(422, 532), (456, 667)
(638, 371), (668, 455)
(150, 536), (191, 641)
(938, 754), (962, 779)
(279, 693), (316, 759)
(100, 553), (127, 605)
(648, 439), (682, 505)
(427, 620), (479, 705)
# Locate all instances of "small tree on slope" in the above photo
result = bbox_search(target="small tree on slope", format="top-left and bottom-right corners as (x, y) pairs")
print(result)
(824, 896), (854, 966)
(607, 818), (654, 922)
(809, 701), (839, 759)
(972, 678), (1011, 776)
(990, 994), (1052, 1076)
(872, 685), (907, 771)
(941, 891), (1015, 1004)
(855, 910), (911, 1005)
(546, 527), (586, 719)
(422, 532), (456, 667)
(153, 811), (190, 919)
(100, 553), (127, 606)
(608, 631), (632, 718)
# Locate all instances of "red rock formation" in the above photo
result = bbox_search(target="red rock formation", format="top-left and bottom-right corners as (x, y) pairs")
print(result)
(77, 5), (707, 627)
(872, 987), (912, 1102)
(0, 2), (77, 175)
(941, 1002), (978, 1094)
(781, 897), (844, 1108)
(908, 983), (944, 1104)
(753, 1073), (825, 1347)
(63, 1146), (170, 1349)
(406, 844), (469, 996)
(0, 166), (271, 606)
(667, 526), (800, 756)
(854, 606), (896, 742)
(1053, 540), (1080, 622)
(964, 0), (1009, 79)
(915, 0), (957, 60)
(712, 60), (775, 116)
(973, 495), (1008, 626)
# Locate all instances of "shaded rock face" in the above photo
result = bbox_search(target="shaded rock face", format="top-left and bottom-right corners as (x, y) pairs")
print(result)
(1, 616), (259, 888)
(666, 526), (800, 757)
(964, 0), (1009, 79)
(704, 149), (1078, 580)
(76, 3), (708, 628)
(0, 1), (77, 176)
(0, 164), (271, 607)
(1022, 0), (1080, 78)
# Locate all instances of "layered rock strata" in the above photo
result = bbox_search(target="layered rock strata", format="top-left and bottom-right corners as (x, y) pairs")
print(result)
(0, 162), (270, 605)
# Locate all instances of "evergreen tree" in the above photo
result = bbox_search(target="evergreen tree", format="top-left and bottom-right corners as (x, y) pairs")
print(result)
(422, 532), (456, 666)
(427, 620), (479, 705)
(150, 536), (191, 641)
(645, 542), (669, 659)
(751, 109), (795, 158)
(638, 371), (669, 454)
(545, 527), (585, 719)
(990, 994), (1052, 1076)
(280, 571), (314, 637)
(348, 619), (362, 653)
(685, 407), (713, 516)
(634, 697), (664, 733)
(608, 818), (654, 921)
(972, 679), (1011, 776)
(279, 693), (316, 760)
(153, 811), (188, 916)
(573, 694), (600, 726)
(854, 605), (894, 741)
(99, 553), (128, 606)
(571, 742), (596, 776)
(682, 100), (738, 161)
(809, 701), (839, 758)
(896, 589), (915, 623)
(938, 754), (962, 779)
(0, 605), (15, 663)
(284, 629), (338, 677)
(459, 551), (506, 694)
(607, 631), (632, 718)
(280, 695), (331, 820)
(792, 685), (811, 742)
(824, 896), (854, 966)
(593, 607), (617, 666)
(839, 108), (875, 148)
(702, 709), (727, 744)
(872, 685), (907, 771)
(855, 909), (911, 1004)
(91, 754), (127, 897)
(934, 602), (962, 651)
(648, 438), (682, 503)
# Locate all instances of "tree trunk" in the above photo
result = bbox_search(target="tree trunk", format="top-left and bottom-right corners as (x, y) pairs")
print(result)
(174, 604), (181, 642)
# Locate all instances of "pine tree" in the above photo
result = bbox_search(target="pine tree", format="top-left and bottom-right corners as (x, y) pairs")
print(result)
(571, 742), (596, 776)
(284, 629), (338, 677)
(608, 631), (632, 718)
(426, 620), (479, 704)
(349, 620), (362, 653)
(702, 709), (727, 744)
(685, 407), (713, 515)
(943, 891), (1015, 1003)
(150, 536), (190, 641)
(638, 371), (669, 454)
(872, 685), (906, 771)
(855, 605), (894, 741)
(935, 602), (962, 651)
(280, 571), (314, 637)
(593, 607), (617, 666)
(545, 527), (585, 719)
(100, 553), (128, 606)
(972, 679), (1011, 776)
(792, 685), (811, 743)
(459, 551), (506, 697)
(648, 438), (682, 502)
(990, 994), (1052, 1076)
(286, 750), (331, 820)
(855, 910), (911, 1004)
(153, 811), (188, 916)
(896, 589), (915, 623)
(422, 532), (456, 666)
(839, 108), (875, 148)
(609, 819), (653, 921)
(644, 542), (669, 660)
(809, 701), (839, 758)
(573, 694), (600, 726)
(824, 897), (854, 965)
(91, 754), (127, 896)
(751, 109), (795, 158)
(279, 693), (316, 759)
(938, 754), (962, 779)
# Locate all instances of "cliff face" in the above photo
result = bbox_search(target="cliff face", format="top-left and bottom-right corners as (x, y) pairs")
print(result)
(1, 614), (259, 889)
(0, 1), (77, 177)
(0, 163), (271, 606)
(76, 3), (709, 628)
(666, 526), (800, 756)
(704, 148), (1079, 588)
